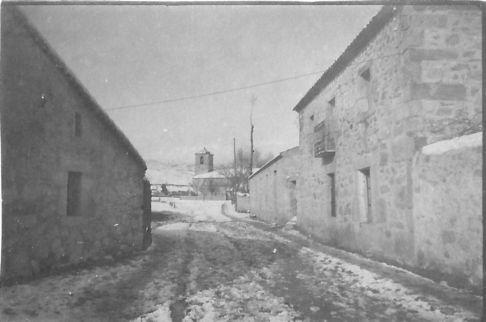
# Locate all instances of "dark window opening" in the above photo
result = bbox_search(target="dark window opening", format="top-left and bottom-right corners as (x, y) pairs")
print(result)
(360, 68), (371, 82)
(329, 97), (336, 107)
(74, 113), (82, 137)
(328, 173), (336, 217)
(199, 156), (204, 164)
(67, 171), (82, 217)
(310, 114), (314, 121)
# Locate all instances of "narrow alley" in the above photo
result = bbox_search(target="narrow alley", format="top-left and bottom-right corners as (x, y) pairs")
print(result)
(0, 200), (481, 322)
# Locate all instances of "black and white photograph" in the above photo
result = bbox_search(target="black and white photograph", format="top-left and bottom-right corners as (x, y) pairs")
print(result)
(0, 1), (482, 321)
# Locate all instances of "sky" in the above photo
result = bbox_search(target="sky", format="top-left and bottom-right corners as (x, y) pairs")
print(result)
(21, 4), (380, 166)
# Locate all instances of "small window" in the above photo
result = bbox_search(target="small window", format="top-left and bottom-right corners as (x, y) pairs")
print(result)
(328, 173), (336, 217)
(310, 114), (314, 121)
(199, 156), (204, 164)
(329, 97), (336, 107)
(358, 167), (371, 223)
(67, 171), (82, 217)
(360, 68), (371, 82)
(74, 113), (82, 137)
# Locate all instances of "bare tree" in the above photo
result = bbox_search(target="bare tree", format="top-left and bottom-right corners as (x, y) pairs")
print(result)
(219, 148), (273, 194)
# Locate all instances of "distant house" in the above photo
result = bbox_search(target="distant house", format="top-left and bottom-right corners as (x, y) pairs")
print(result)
(164, 184), (194, 197)
(248, 147), (300, 224)
(191, 148), (231, 200)
(1, 6), (150, 281)
(294, 5), (481, 289)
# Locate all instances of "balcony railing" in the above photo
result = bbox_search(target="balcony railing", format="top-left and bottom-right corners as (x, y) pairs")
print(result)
(313, 120), (336, 158)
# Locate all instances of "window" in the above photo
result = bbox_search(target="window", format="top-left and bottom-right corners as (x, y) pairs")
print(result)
(357, 167), (371, 223)
(74, 112), (82, 137)
(310, 114), (314, 121)
(328, 173), (336, 217)
(328, 97), (336, 115)
(360, 68), (371, 82)
(199, 156), (204, 164)
(328, 97), (336, 107)
(67, 171), (82, 217)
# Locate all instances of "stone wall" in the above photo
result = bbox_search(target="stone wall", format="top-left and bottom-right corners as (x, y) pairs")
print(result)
(249, 147), (299, 224)
(412, 133), (482, 289)
(1, 8), (147, 280)
(236, 194), (250, 213)
(296, 5), (481, 288)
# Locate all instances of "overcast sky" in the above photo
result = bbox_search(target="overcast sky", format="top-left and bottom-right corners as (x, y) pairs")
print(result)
(22, 4), (380, 166)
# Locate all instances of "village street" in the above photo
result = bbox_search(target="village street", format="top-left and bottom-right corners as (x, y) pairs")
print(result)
(0, 200), (482, 322)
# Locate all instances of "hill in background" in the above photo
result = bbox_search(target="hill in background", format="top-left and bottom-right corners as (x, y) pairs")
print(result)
(146, 160), (194, 185)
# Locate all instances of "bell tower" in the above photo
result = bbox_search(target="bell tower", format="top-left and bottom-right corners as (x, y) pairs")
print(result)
(195, 147), (214, 175)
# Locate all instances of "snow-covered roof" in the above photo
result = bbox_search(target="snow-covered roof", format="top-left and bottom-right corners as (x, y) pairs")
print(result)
(193, 171), (226, 179)
(197, 147), (212, 154)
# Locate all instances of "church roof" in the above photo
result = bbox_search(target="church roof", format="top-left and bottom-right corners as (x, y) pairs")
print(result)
(197, 147), (212, 154)
(193, 171), (226, 180)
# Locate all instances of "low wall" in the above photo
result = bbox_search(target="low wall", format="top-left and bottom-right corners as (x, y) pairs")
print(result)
(236, 195), (250, 213)
(412, 132), (482, 289)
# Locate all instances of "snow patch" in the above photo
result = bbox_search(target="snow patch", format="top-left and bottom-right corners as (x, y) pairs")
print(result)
(422, 132), (482, 155)
(156, 222), (190, 231)
(300, 247), (478, 321)
(131, 301), (172, 322)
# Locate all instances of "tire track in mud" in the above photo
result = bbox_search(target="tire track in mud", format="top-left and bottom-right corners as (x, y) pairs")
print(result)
(168, 224), (194, 322)
(215, 222), (326, 320)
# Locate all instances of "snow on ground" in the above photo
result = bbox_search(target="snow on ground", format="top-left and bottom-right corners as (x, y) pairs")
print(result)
(132, 301), (172, 322)
(0, 200), (481, 321)
(182, 274), (299, 322)
(298, 247), (478, 321)
(153, 199), (230, 223)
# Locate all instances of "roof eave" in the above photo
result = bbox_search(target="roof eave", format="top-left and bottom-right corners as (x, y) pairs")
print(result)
(293, 5), (398, 113)
(11, 6), (147, 171)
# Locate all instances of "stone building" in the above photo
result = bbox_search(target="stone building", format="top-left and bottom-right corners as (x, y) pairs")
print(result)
(249, 147), (300, 224)
(294, 5), (481, 289)
(192, 148), (230, 200)
(1, 7), (149, 281)
(195, 147), (214, 175)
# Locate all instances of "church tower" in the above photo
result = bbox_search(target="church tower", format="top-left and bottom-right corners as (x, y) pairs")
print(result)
(195, 147), (214, 175)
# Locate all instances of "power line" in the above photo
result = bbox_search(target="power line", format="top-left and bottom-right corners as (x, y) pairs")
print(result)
(106, 50), (404, 112)
(106, 69), (326, 111)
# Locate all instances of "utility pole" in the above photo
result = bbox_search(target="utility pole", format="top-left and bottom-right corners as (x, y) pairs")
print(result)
(250, 122), (254, 175)
(249, 94), (257, 175)
(233, 137), (237, 206)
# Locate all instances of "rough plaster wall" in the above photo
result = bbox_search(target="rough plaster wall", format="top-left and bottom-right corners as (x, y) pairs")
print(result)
(250, 149), (299, 224)
(1, 11), (145, 279)
(236, 195), (250, 212)
(413, 133), (482, 288)
(296, 4), (481, 283)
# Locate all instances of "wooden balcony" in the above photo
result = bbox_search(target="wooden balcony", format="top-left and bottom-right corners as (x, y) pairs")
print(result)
(313, 119), (336, 158)
(314, 137), (336, 158)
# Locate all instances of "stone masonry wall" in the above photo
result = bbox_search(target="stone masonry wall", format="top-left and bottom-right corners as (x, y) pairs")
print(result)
(412, 133), (482, 289)
(250, 147), (299, 225)
(1, 9), (146, 280)
(296, 5), (481, 288)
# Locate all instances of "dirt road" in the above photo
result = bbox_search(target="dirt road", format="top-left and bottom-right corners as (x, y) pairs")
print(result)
(0, 200), (482, 321)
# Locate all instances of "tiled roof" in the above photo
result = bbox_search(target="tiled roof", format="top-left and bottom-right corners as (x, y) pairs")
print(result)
(249, 146), (299, 180)
(293, 5), (398, 112)
(9, 6), (146, 170)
